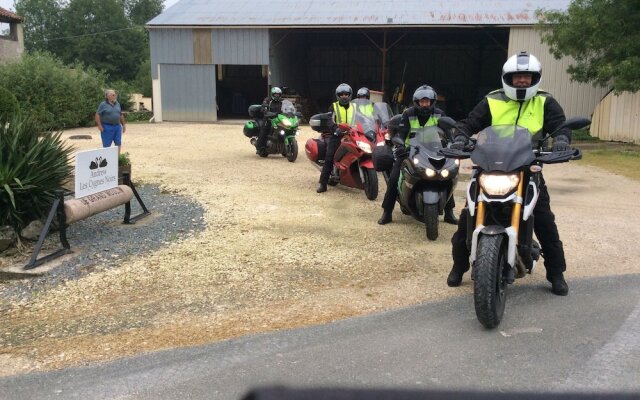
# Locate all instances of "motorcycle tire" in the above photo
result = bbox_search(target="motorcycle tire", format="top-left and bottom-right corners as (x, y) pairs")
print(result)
(473, 234), (508, 329)
(363, 168), (378, 201)
(286, 140), (298, 163)
(424, 204), (439, 241)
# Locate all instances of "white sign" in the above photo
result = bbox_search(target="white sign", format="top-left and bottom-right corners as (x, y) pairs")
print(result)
(75, 147), (118, 198)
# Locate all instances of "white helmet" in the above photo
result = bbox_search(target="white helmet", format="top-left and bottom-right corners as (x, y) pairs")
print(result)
(502, 52), (542, 101)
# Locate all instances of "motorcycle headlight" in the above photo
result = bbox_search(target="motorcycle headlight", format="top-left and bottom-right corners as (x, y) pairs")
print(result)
(280, 130), (285, 135)
(425, 168), (436, 178)
(356, 141), (372, 153)
(479, 173), (520, 196)
(454, 159), (460, 166)
(413, 157), (420, 165)
(281, 119), (292, 127)
(441, 169), (450, 178)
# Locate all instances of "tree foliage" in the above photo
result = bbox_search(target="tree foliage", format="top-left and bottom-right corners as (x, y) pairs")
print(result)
(15, 0), (63, 54)
(0, 86), (20, 125)
(537, 0), (640, 93)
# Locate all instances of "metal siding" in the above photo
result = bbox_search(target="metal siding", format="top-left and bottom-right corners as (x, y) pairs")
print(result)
(212, 28), (268, 65)
(508, 27), (610, 118)
(147, 0), (571, 26)
(592, 91), (640, 144)
(160, 64), (217, 122)
(150, 29), (194, 79)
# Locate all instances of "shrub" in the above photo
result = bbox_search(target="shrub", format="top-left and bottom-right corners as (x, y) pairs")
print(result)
(0, 86), (19, 124)
(572, 128), (598, 141)
(0, 52), (107, 131)
(118, 152), (131, 166)
(125, 111), (153, 123)
(0, 113), (74, 232)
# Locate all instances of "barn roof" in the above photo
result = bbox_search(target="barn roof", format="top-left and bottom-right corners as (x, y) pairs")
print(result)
(147, 0), (570, 28)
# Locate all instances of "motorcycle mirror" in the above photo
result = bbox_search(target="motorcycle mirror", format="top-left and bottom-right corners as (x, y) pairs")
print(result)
(391, 136), (405, 147)
(437, 116), (456, 131)
(550, 117), (591, 137)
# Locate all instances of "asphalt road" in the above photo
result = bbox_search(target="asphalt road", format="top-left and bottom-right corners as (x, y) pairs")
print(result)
(1, 274), (639, 400)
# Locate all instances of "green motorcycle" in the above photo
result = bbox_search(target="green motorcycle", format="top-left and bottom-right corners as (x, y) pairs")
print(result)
(243, 99), (301, 162)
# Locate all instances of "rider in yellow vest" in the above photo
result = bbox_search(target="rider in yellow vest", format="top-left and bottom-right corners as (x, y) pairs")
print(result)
(447, 52), (572, 296)
(317, 83), (355, 193)
(378, 85), (457, 225)
(356, 87), (375, 117)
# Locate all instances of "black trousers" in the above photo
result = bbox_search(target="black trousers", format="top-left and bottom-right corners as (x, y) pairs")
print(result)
(319, 135), (341, 185)
(451, 175), (566, 277)
(381, 155), (456, 214)
(256, 119), (271, 150)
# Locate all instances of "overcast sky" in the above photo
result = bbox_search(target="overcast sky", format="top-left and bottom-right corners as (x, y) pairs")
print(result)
(0, 0), (180, 14)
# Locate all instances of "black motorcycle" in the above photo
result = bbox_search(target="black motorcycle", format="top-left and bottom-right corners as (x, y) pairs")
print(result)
(390, 116), (459, 240)
(440, 117), (590, 328)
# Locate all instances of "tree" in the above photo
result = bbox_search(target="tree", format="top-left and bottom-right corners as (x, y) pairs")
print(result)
(15, 0), (63, 54)
(125, 0), (163, 26)
(56, 0), (147, 82)
(537, 0), (640, 93)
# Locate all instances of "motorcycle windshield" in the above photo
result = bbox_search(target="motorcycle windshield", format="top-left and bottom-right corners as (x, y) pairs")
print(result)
(471, 125), (536, 172)
(280, 100), (296, 116)
(373, 102), (393, 126)
(409, 126), (444, 157)
(352, 99), (377, 141)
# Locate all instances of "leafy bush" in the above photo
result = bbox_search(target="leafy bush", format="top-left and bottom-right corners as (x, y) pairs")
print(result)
(118, 152), (131, 166)
(125, 111), (153, 123)
(0, 113), (74, 232)
(0, 86), (19, 124)
(0, 52), (107, 131)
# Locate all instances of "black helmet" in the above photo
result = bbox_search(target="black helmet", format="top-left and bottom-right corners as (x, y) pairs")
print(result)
(412, 85), (437, 116)
(270, 86), (282, 101)
(335, 83), (353, 106)
(356, 87), (370, 100)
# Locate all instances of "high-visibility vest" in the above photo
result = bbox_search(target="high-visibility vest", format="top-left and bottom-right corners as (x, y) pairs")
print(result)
(406, 114), (439, 146)
(486, 90), (547, 136)
(358, 103), (374, 118)
(332, 101), (355, 126)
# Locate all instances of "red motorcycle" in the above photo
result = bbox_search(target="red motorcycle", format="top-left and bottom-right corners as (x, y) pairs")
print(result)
(306, 99), (391, 200)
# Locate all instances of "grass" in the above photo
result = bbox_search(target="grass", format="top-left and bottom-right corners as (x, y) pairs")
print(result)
(575, 140), (640, 181)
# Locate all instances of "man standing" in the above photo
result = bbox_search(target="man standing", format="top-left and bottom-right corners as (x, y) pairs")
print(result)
(95, 89), (126, 155)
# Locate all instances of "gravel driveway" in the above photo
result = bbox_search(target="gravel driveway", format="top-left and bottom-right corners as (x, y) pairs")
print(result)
(0, 121), (638, 375)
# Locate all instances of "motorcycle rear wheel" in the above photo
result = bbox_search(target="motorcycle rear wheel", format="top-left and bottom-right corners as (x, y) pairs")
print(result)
(363, 168), (378, 200)
(424, 204), (439, 241)
(473, 234), (508, 328)
(286, 140), (298, 162)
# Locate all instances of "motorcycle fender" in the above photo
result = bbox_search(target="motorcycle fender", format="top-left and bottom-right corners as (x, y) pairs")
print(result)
(359, 158), (375, 169)
(469, 225), (518, 268)
(421, 189), (441, 205)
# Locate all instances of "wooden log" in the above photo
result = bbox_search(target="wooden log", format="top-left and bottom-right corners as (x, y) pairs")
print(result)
(64, 185), (134, 224)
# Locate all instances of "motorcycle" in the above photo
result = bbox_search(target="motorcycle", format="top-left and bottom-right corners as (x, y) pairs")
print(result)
(440, 117), (590, 328)
(243, 99), (301, 162)
(305, 99), (390, 200)
(389, 116), (459, 240)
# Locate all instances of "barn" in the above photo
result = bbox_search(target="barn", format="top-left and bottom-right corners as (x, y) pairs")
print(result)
(146, 0), (608, 122)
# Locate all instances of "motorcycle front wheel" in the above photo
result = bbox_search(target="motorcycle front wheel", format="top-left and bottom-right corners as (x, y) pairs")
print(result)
(424, 203), (439, 241)
(473, 234), (508, 328)
(286, 140), (298, 162)
(363, 168), (378, 200)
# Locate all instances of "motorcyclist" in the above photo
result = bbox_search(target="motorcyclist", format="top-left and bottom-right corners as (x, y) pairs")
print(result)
(446, 51), (572, 296)
(377, 85), (458, 225)
(256, 86), (283, 156)
(356, 87), (374, 117)
(317, 83), (355, 193)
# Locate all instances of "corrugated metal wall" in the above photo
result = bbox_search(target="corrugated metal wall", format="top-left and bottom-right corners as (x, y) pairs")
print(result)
(160, 64), (217, 122)
(150, 29), (194, 79)
(508, 27), (609, 118)
(591, 91), (640, 144)
(212, 29), (269, 65)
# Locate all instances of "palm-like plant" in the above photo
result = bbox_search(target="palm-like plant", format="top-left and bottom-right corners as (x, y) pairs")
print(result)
(0, 114), (74, 232)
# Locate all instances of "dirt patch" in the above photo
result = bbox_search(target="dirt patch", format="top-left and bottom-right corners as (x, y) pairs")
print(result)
(1, 123), (638, 376)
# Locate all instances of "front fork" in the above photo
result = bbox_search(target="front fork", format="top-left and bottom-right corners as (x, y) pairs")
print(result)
(469, 171), (526, 276)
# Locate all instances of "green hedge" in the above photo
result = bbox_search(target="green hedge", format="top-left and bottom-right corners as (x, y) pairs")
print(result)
(0, 52), (107, 131)
(0, 86), (19, 124)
